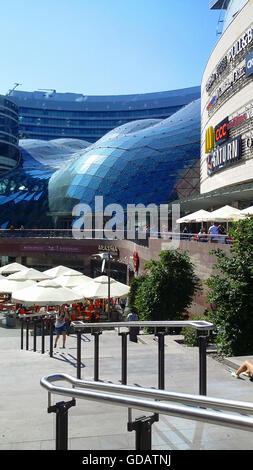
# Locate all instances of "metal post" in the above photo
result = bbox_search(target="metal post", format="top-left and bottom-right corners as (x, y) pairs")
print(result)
(26, 320), (29, 350)
(108, 250), (111, 322)
(33, 319), (37, 352)
(49, 318), (54, 358)
(77, 330), (82, 379)
(128, 414), (159, 450)
(198, 334), (208, 396)
(92, 331), (102, 381)
(156, 332), (165, 390)
(41, 317), (45, 354)
(20, 318), (24, 350)
(48, 399), (76, 451)
(119, 331), (129, 385)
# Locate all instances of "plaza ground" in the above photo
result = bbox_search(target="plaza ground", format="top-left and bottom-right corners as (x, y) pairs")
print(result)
(0, 324), (253, 451)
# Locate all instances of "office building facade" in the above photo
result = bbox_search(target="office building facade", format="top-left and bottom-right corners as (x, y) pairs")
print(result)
(0, 96), (20, 173)
(10, 87), (200, 143)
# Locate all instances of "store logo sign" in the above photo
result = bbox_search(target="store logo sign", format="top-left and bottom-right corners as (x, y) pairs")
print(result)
(246, 49), (253, 77)
(206, 95), (216, 110)
(205, 126), (214, 153)
(215, 117), (229, 145)
(207, 136), (242, 176)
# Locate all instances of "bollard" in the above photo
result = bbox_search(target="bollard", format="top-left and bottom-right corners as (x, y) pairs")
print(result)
(119, 331), (129, 385)
(92, 330), (102, 381)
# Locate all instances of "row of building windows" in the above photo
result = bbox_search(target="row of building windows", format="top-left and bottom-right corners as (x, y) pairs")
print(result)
(19, 117), (132, 127)
(19, 105), (181, 119)
(0, 106), (19, 121)
(0, 133), (19, 146)
(20, 126), (118, 136)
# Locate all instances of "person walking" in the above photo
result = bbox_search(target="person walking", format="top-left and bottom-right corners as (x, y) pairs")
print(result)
(127, 307), (139, 343)
(54, 306), (70, 348)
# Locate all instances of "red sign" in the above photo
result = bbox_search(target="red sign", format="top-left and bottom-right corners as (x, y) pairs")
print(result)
(133, 251), (139, 273)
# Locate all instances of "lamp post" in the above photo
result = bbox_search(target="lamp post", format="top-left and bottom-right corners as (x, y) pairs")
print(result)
(91, 248), (112, 321)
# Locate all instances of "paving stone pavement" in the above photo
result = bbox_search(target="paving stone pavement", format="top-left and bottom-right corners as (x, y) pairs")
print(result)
(1, 325), (253, 451)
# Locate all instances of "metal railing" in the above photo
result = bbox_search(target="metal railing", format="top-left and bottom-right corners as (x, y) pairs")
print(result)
(18, 313), (215, 395)
(20, 317), (214, 396)
(66, 320), (213, 395)
(0, 228), (232, 245)
(40, 372), (253, 450)
(19, 312), (56, 356)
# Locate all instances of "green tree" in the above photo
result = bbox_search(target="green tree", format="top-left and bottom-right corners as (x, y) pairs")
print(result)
(128, 274), (147, 309)
(206, 217), (253, 356)
(133, 250), (200, 321)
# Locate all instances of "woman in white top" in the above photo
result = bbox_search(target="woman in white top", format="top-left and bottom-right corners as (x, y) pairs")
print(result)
(54, 306), (69, 348)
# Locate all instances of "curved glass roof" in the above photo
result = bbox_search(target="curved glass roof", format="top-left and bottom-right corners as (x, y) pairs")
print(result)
(0, 138), (91, 228)
(48, 99), (201, 215)
(20, 138), (90, 170)
(0, 100), (201, 229)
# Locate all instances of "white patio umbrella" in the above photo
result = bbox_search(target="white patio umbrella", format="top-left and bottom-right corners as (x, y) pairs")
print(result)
(11, 279), (83, 306)
(43, 265), (82, 278)
(72, 275), (130, 300)
(54, 273), (92, 288)
(240, 206), (253, 215)
(0, 278), (36, 294)
(176, 209), (211, 224)
(0, 262), (27, 274)
(8, 268), (50, 281)
(204, 205), (246, 222)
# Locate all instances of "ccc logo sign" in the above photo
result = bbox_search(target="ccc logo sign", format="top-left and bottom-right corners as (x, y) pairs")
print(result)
(205, 126), (214, 153)
(215, 117), (229, 144)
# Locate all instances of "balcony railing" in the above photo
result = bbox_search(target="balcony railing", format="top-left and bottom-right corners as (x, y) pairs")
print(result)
(0, 228), (233, 246)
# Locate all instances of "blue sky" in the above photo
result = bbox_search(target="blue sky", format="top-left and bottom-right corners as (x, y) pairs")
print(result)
(1, 0), (221, 96)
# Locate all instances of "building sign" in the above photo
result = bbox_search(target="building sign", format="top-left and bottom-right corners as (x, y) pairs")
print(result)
(216, 61), (246, 100)
(98, 245), (119, 254)
(206, 56), (228, 92)
(227, 113), (246, 129)
(215, 117), (229, 145)
(205, 24), (253, 94)
(228, 27), (253, 62)
(207, 136), (242, 175)
(205, 126), (214, 153)
(246, 49), (253, 77)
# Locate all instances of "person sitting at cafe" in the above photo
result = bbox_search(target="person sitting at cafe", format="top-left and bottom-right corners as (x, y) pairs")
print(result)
(218, 224), (226, 244)
(208, 222), (219, 243)
(198, 228), (208, 242)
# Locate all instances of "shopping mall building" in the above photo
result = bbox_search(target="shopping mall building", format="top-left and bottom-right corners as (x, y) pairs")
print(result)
(0, 0), (252, 312)
(176, 0), (253, 215)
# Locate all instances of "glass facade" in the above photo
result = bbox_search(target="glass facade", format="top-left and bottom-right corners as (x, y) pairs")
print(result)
(0, 95), (20, 173)
(0, 138), (90, 228)
(0, 97), (201, 229)
(10, 87), (200, 143)
(48, 99), (201, 223)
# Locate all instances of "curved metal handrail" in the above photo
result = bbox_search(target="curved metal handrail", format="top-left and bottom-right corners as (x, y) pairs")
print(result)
(41, 373), (253, 432)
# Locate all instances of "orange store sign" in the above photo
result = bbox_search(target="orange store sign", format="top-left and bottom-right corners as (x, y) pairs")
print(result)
(215, 117), (228, 145)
